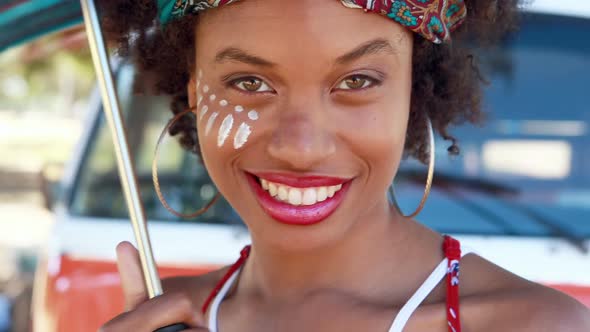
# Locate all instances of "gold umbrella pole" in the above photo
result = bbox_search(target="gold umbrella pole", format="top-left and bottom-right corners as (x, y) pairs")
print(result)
(79, 0), (163, 298)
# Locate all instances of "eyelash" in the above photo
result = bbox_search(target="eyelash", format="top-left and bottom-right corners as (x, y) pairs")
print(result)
(226, 74), (382, 95)
(336, 74), (380, 91)
(227, 76), (274, 95)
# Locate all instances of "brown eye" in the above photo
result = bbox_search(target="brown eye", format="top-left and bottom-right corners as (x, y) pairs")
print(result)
(337, 75), (375, 90)
(346, 77), (367, 89)
(233, 77), (273, 93)
(241, 78), (262, 91)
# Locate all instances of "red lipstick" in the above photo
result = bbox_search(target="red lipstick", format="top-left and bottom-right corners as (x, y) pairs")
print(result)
(251, 172), (348, 188)
(246, 172), (351, 226)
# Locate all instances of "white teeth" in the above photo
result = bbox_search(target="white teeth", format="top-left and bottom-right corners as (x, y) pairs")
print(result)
(258, 179), (345, 206)
(278, 186), (289, 201)
(302, 188), (317, 206)
(327, 186), (336, 198)
(269, 182), (278, 197)
(288, 189), (302, 206)
(317, 187), (328, 202)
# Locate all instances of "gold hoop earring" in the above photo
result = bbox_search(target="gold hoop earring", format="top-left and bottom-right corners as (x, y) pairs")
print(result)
(389, 115), (435, 219)
(152, 108), (221, 218)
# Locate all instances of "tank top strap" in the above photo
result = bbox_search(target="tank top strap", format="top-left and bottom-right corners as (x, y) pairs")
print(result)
(443, 235), (462, 332)
(201, 245), (251, 315)
(202, 238), (475, 332)
(389, 235), (469, 332)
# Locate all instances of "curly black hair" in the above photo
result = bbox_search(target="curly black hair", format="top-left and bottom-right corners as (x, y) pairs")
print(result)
(98, 0), (520, 163)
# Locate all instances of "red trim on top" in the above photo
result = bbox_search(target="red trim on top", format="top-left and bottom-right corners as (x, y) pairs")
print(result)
(201, 245), (251, 315)
(202, 238), (465, 332)
(443, 235), (462, 332)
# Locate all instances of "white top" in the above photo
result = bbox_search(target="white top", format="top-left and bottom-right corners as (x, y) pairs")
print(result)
(207, 246), (476, 332)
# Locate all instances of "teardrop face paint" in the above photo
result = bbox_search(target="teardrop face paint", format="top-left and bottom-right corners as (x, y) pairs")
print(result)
(218, 114), (234, 147)
(199, 105), (209, 120)
(234, 122), (252, 149)
(196, 69), (259, 151)
(205, 111), (219, 136)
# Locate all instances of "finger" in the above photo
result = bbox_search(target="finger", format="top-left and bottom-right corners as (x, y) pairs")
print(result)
(116, 241), (149, 311)
(132, 293), (207, 331)
(100, 293), (208, 332)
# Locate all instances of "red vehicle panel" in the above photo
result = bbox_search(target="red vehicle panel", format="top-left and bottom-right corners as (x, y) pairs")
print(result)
(35, 255), (220, 332)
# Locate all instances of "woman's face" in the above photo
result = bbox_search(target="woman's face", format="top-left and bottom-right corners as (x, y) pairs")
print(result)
(190, 0), (413, 250)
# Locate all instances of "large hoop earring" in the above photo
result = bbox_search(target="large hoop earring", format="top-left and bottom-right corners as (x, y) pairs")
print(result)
(152, 108), (221, 218)
(389, 115), (435, 219)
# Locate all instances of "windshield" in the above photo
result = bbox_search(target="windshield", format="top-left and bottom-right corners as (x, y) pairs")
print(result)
(69, 64), (241, 225)
(397, 13), (590, 237)
(70, 13), (590, 237)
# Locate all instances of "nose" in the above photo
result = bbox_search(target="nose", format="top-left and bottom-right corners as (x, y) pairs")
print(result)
(267, 101), (336, 171)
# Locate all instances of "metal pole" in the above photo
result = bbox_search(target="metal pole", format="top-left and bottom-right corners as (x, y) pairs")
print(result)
(80, 0), (163, 298)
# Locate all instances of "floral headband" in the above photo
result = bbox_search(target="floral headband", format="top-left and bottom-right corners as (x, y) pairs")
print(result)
(156, 0), (467, 44)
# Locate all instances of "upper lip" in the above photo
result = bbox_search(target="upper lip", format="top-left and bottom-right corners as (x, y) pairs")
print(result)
(248, 171), (352, 188)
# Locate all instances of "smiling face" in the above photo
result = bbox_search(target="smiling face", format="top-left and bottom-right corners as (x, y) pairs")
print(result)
(189, 0), (413, 250)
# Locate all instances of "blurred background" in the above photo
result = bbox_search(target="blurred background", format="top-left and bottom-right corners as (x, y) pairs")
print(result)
(0, 27), (92, 332)
(0, 1), (589, 332)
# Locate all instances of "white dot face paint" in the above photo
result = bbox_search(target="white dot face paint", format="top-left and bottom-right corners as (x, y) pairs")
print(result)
(234, 122), (252, 149)
(199, 105), (209, 121)
(195, 69), (258, 151)
(205, 112), (218, 136)
(217, 114), (234, 147)
(248, 110), (259, 121)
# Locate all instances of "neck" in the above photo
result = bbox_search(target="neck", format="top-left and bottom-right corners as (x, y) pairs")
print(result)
(239, 200), (416, 305)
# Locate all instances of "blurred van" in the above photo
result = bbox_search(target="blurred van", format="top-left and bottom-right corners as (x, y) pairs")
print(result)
(31, 3), (590, 332)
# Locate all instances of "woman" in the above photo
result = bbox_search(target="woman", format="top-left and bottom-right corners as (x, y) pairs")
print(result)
(99, 0), (590, 331)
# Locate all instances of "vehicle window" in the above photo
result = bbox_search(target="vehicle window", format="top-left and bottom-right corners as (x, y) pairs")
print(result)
(397, 14), (590, 238)
(70, 65), (242, 225)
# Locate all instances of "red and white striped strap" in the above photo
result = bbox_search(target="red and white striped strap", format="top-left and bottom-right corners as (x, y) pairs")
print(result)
(443, 235), (462, 332)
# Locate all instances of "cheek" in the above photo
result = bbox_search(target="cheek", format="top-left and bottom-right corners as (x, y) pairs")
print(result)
(194, 70), (261, 172)
(347, 105), (408, 148)
(338, 91), (411, 187)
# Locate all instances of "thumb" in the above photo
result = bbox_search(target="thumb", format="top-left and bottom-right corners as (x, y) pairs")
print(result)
(116, 241), (149, 311)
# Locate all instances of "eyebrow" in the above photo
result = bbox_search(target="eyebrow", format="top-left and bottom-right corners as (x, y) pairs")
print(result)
(215, 47), (276, 67)
(335, 38), (397, 65)
(213, 38), (396, 67)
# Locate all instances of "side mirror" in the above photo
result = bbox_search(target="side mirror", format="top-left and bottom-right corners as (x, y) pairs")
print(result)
(39, 162), (64, 211)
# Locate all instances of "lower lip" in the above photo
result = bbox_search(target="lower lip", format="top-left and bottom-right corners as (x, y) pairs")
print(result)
(246, 173), (351, 226)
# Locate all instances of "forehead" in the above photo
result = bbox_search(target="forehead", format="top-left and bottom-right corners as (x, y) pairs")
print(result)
(194, 0), (411, 64)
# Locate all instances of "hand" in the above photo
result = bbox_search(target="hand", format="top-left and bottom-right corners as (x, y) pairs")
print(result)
(99, 241), (209, 332)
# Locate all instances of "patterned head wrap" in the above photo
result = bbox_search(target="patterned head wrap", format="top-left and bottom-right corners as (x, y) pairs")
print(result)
(156, 0), (467, 44)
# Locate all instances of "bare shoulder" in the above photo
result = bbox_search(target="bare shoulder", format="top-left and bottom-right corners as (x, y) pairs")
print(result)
(162, 266), (230, 312)
(459, 254), (590, 332)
